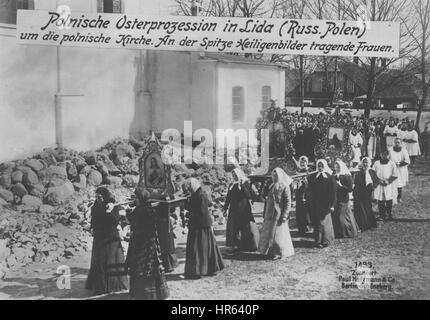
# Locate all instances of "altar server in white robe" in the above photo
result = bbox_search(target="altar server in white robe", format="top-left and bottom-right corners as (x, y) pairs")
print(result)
(389, 137), (410, 203)
(349, 127), (363, 166)
(404, 124), (421, 165)
(397, 123), (408, 148)
(384, 119), (399, 150)
(373, 150), (398, 221)
(367, 124), (377, 160)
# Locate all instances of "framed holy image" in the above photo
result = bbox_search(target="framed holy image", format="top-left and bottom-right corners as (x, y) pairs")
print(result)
(138, 132), (175, 195)
(144, 152), (166, 189)
(327, 127), (345, 151)
(314, 117), (354, 166)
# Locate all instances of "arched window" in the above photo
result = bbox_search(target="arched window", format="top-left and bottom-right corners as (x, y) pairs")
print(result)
(232, 86), (244, 122)
(97, 0), (122, 13)
(262, 86), (271, 109)
(0, 0), (34, 24)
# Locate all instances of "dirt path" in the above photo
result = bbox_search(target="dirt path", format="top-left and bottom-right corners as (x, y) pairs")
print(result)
(1, 160), (429, 300)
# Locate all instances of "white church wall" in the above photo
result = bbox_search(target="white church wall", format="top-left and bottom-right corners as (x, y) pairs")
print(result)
(0, 0), (159, 161)
(217, 63), (285, 131)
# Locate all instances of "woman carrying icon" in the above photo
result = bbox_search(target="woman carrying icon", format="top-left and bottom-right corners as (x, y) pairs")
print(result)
(353, 157), (379, 232)
(258, 168), (295, 260)
(126, 187), (169, 300)
(307, 159), (337, 248)
(184, 178), (224, 279)
(332, 161), (359, 239)
(224, 168), (260, 252)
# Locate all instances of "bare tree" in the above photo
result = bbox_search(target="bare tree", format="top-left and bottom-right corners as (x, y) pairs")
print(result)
(401, 1), (430, 131)
(341, 0), (413, 118)
(308, 0), (332, 94)
(173, 0), (269, 17)
(173, 0), (273, 58)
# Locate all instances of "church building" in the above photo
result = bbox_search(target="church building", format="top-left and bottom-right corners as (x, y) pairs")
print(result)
(0, 0), (285, 161)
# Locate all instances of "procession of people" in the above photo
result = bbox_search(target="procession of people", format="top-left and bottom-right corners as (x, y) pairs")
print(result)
(83, 111), (424, 300)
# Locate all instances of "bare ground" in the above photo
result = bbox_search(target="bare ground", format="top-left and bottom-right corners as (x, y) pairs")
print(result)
(1, 160), (429, 300)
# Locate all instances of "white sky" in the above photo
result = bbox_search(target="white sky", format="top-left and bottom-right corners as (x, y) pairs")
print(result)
(142, 0), (177, 15)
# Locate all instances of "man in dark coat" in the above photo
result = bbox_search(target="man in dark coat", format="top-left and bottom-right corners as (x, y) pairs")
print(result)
(293, 127), (309, 159)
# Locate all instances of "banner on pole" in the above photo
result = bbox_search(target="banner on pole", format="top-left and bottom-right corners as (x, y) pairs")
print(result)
(16, 10), (400, 58)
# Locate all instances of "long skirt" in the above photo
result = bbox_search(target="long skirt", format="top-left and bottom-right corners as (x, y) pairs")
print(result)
(184, 227), (225, 277)
(85, 238), (129, 296)
(157, 219), (178, 272)
(367, 136), (376, 159)
(127, 234), (169, 300)
(296, 202), (311, 234)
(354, 197), (377, 232)
(238, 221), (260, 252)
(225, 211), (238, 248)
(258, 219), (295, 258)
(332, 202), (359, 239)
(226, 211), (259, 251)
(314, 214), (335, 246)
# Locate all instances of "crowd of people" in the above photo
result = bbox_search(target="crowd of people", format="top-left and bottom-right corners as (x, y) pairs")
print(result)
(84, 179), (225, 300)
(81, 148), (410, 299)
(81, 111), (428, 300)
(287, 110), (426, 166)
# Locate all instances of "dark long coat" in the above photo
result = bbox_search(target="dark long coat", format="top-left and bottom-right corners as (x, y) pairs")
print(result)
(223, 182), (259, 251)
(85, 204), (128, 295)
(185, 188), (224, 277)
(306, 173), (337, 223)
(353, 169), (380, 231)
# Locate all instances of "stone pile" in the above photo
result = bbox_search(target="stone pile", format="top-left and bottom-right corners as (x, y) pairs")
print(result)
(0, 137), (234, 279)
(0, 139), (142, 211)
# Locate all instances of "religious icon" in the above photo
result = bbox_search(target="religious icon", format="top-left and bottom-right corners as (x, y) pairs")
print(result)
(327, 127), (344, 151)
(144, 152), (166, 189)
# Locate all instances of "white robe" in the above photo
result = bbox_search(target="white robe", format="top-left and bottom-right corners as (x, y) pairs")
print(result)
(389, 147), (410, 188)
(367, 133), (376, 159)
(384, 125), (398, 149)
(404, 130), (421, 156)
(349, 133), (363, 163)
(373, 160), (398, 201)
(398, 130), (408, 148)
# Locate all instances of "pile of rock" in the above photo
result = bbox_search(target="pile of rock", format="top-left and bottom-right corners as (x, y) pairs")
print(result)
(0, 139), (142, 211)
(0, 137), (235, 279)
(0, 206), (93, 279)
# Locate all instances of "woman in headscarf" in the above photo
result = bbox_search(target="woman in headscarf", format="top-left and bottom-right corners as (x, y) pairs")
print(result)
(223, 168), (259, 252)
(306, 159), (337, 248)
(295, 156), (312, 236)
(125, 187), (169, 300)
(353, 157), (379, 232)
(184, 178), (224, 279)
(332, 161), (359, 238)
(85, 187), (128, 296)
(258, 168), (295, 260)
